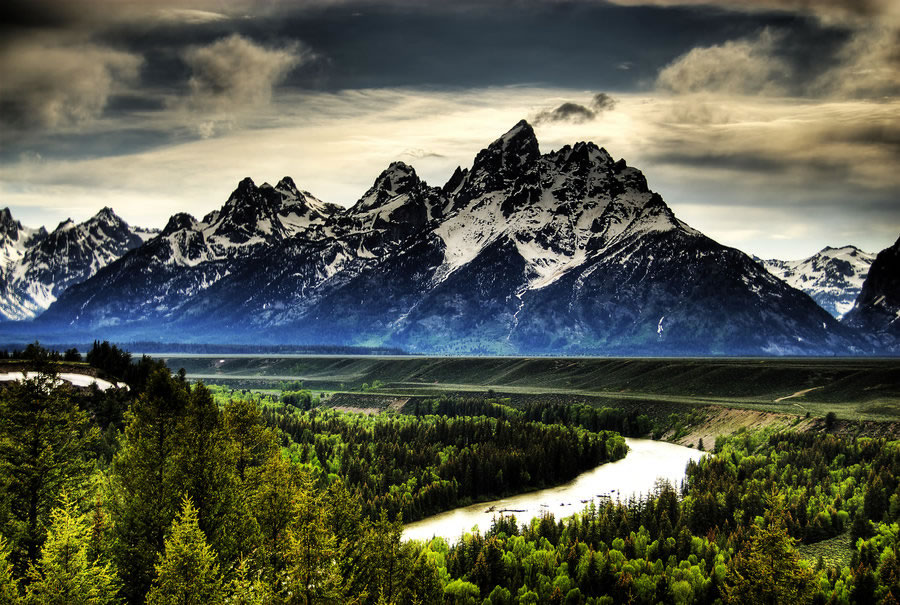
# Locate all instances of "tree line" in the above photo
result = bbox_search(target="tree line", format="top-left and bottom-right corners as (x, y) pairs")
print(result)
(263, 401), (627, 522)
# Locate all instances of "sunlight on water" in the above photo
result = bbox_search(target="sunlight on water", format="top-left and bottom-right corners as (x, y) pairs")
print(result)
(403, 438), (705, 542)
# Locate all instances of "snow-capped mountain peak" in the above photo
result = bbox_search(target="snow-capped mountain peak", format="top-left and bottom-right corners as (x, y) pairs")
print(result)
(162, 213), (200, 236)
(1, 208), (19, 238)
(202, 176), (333, 250)
(0, 207), (150, 320)
(55, 218), (76, 232)
(15, 121), (876, 355)
(352, 161), (422, 214)
(763, 245), (874, 318)
(432, 122), (687, 292)
(496, 119), (540, 162)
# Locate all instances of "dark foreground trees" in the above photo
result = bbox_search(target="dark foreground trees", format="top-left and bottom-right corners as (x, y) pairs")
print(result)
(0, 375), (95, 571)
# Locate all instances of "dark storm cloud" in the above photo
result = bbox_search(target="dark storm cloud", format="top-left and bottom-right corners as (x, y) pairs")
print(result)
(640, 107), (900, 200)
(533, 93), (618, 125)
(606, 0), (896, 20)
(534, 103), (597, 125)
(0, 39), (142, 130)
(649, 150), (839, 178)
(0, 0), (857, 127)
(591, 93), (617, 111)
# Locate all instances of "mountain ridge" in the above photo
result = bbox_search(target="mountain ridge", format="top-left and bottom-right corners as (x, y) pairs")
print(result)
(0, 207), (154, 321)
(843, 236), (900, 348)
(762, 245), (874, 319)
(4, 121), (886, 355)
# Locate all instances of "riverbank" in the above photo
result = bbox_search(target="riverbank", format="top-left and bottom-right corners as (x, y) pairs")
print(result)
(403, 438), (704, 543)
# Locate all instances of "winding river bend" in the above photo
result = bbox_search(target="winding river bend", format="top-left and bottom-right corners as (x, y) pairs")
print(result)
(403, 438), (705, 543)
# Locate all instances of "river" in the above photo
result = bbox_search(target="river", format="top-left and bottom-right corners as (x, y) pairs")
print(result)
(402, 438), (705, 543)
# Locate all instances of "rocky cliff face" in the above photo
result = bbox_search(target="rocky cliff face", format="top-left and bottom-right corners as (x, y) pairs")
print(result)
(843, 237), (900, 349)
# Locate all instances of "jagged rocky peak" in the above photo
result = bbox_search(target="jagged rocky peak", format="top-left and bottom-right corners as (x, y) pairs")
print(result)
(1, 207), (22, 238)
(94, 206), (119, 221)
(1, 207), (15, 227)
(443, 166), (469, 194)
(221, 177), (266, 210)
(472, 119), (541, 178)
(843, 235), (900, 337)
(54, 218), (76, 232)
(353, 161), (425, 213)
(275, 176), (300, 196)
(224, 175), (315, 213)
(217, 177), (280, 224)
(233, 176), (257, 196)
(162, 213), (199, 236)
(378, 161), (419, 194)
(84, 207), (132, 233)
(550, 141), (615, 172)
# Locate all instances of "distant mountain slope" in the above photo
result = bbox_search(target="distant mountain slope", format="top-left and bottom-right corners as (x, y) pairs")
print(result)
(843, 237), (900, 346)
(763, 246), (874, 319)
(34, 121), (862, 355)
(0, 207), (153, 320)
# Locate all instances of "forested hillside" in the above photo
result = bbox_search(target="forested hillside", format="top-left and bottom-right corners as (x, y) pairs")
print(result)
(0, 344), (898, 603)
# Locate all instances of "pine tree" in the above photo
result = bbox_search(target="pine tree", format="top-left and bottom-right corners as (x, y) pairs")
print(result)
(399, 550), (443, 605)
(0, 535), (20, 604)
(109, 369), (189, 600)
(228, 556), (275, 605)
(355, 511), (408, 603)
(24, 493), (120, 605)
(0, 374), (95, 569)
(146, 498), (225, 605)
(250, 455), (300, 579)
(223, 398), (277, 482)
(283, 472), (346, 604)
(723, 493), (816, 605)
(171, 383), (251, 563)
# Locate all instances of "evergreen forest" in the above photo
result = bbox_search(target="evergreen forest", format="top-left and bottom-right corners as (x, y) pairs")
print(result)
(1, 343), (898, 604)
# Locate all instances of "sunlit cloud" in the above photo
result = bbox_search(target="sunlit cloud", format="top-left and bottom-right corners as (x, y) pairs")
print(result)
(0, 39), (142, 130)
(656, 30), (789, 96)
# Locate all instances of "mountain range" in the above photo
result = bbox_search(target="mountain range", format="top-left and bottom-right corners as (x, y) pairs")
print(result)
(761, 246), (875, 320)
(2, 121), (896, 355)
(0, 208), (154, 321)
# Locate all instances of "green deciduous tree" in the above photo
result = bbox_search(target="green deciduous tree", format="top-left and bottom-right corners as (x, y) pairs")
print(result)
(443, 578), (479, 605)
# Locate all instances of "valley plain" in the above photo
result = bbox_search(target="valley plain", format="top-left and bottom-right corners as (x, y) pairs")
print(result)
(164, 354), (900, 424)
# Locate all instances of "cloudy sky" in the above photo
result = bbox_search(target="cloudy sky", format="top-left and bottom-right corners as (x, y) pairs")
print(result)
(1, 0), (898, 259)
